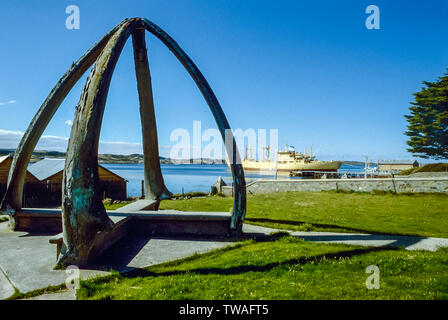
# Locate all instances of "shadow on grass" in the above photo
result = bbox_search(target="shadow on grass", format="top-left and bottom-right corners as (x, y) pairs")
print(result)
(87, 234), (399, 284)
(125, 247), (398, 278)
(86, 227), (428, 275)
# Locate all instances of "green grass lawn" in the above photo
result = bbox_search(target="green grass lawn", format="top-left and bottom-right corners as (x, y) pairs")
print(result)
(77, 235), (448, 300)
(159, 191), (448, 238)
(75, 191), (448, 300)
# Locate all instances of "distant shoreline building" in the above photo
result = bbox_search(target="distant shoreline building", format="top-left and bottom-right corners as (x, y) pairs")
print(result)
(377, 160), (419, 173)
(0, 155), (41, 206)
(0, 155), (39, 184)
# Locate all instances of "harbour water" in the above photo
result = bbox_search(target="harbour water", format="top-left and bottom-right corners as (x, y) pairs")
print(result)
(102, 163), (370, 197)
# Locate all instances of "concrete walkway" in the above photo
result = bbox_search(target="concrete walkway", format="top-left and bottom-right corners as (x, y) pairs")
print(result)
(0, 221), (234, 299)
(113, 199), (157, 212)
(1, 221), (448, 300)
(0, 265), (15, 300)
(243, 224), (448, 252)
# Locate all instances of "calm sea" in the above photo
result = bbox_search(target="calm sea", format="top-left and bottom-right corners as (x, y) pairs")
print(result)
(102, 163), (369, 197)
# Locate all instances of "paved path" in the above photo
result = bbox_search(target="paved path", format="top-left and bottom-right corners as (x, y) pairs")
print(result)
(1, 221), (448, 300)
(0, 221), (233, 299)
(0, 265), (15, 300)
(113, 199), (157, 212)
(243, 224), (448, 251)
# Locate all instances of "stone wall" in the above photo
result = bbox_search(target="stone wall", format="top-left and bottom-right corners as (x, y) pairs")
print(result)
(221, 177), (448, 196)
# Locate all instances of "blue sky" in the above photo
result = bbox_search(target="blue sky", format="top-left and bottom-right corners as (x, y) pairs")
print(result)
(0, 0), (447, 162)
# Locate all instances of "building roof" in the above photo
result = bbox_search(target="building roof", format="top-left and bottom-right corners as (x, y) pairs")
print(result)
(28, 158), (66, 181)
(0, 154), (39, 183)
(0, 155), (10, 164)
(28, 158), (125, 181)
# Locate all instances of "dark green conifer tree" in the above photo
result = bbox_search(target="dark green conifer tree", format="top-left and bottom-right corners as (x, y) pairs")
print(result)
(405, 70), (448, 159)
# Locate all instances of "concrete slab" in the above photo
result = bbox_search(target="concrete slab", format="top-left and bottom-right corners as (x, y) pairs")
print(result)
(113, 199), (157, 212)
(0, 222), (109, 294)
(18, 208), (231, 220)
(93, 234), (235, 272)
(0, 221), (235, 297)
(15, 208), (231, 227)
(0, 264), (15, 300)
(14, 209), (232, 238)
(109, 209), (231, 220)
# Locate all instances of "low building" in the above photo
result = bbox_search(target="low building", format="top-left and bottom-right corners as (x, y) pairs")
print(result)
(377, 160), (419, 173)
(0, 155), (41, 205)
(0, 154), (39, 183)
(28, 158), (127, 206)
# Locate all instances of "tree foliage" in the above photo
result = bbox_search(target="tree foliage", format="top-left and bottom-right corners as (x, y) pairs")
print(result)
(405, 70), (448, 159)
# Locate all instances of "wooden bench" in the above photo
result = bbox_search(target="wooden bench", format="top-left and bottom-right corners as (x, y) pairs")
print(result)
(49, 233), (63, 259)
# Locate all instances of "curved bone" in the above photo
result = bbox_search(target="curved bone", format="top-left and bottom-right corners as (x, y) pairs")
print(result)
(58, 20), (140, 266)
(140, 18), (246, 231)
(3, 17), (246, 233)
(6, 18), (246, 268)
(132, 28), (171, 201)
(0, 20), (129, 224)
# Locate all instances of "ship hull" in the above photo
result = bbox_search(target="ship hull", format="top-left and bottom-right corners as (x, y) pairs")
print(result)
(240, 160), (342, 172)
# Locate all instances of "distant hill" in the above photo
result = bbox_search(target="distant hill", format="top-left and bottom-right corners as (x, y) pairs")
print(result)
(341, 161), (367, 166)
(0, 149), (64, 163)
(0, 149), (225, 165)
(1, 149), (372, 166)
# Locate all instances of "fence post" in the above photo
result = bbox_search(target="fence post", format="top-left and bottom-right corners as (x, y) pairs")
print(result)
(391, 173), (397, 195)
